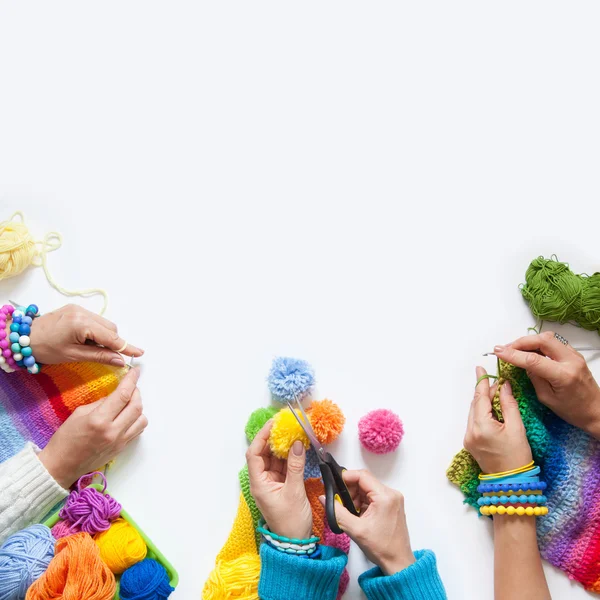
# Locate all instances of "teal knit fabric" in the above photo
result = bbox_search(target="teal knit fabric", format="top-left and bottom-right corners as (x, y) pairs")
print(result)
(259, 544), (447, 600)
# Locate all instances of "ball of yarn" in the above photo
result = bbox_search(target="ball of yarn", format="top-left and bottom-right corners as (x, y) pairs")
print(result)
(307, 399), (345, 445)
(269, 407), (310, 458)
(358, 409), (404, 454)
(120, 558), (174, 600)
(267, 357), (315, 402)
(245, 406), (280, 442)
(59, 475), (121, 535)
(0, 525), (55, 600)
(0, 213), (37, 281)
(202, 554), (260, 600)
(51, 520), (79, 540)
(25, 532), (115, 600)
(521, 256), (600, 332)
(94, 518), (147, 575)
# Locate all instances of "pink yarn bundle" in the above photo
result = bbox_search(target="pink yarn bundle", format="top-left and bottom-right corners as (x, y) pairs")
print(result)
(51, 519), (80, 539)
(358, 409), (404, 454)
(59, 472), (121, 535)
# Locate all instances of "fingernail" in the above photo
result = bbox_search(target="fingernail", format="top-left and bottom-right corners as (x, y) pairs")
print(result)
(494, 345), (506, 354)
(503, 381), (512, 395)
(293, 440), (304, 456)
(110, 357), (125, 367)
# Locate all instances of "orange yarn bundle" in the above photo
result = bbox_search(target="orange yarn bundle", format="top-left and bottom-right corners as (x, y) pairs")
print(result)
(25, 533), (116, 600)
(307, 399), (345, 445)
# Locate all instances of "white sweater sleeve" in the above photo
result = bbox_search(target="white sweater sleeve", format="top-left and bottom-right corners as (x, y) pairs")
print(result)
(0, 442), (69, 544)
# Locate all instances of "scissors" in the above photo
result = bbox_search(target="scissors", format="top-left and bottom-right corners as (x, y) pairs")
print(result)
(287, 396), (360, 535)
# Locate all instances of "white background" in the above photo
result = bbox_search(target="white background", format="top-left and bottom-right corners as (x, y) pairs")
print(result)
(1, 3), (600, 598)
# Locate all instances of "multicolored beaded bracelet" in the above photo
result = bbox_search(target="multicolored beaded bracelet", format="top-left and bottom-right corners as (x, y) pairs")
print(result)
(8, 304), (41, 374)
(478, 494), (547, 506)
(477, 481), (547, 493)
(257, 522), (320, 557)
(0, 305), (17, 373)
(480, 505), (549, 517)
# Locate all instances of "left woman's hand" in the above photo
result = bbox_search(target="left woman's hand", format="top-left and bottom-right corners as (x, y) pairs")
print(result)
(28, 304), (144, 366)
(463, 366), (533, 474)
(246, 420), (313, 540)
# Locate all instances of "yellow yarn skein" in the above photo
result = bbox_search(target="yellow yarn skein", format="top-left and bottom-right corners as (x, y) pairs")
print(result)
(94, 518), (147, 574)
(0, 211), (108, 314)
(202, 554), (260, 600)
(269, 407), (310, 459)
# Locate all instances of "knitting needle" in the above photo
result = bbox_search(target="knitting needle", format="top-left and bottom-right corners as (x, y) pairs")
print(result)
(483, 347), (600, 356)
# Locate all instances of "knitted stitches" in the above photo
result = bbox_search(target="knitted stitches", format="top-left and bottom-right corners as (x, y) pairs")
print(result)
(447, 361), (600, 592)
(0, 363), (124, 463)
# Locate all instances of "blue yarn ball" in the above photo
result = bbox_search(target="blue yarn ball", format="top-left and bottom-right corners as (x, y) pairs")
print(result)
(0, 524), (55, 600)
(120, 558), (174, 600)
(267, 357), (315, 403)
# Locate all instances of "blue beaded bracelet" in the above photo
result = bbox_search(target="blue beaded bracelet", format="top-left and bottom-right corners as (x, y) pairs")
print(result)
(477, 481), (547, 493)
(257, 523), (320, 545)
(9, 305), (41, 374)
(477, 494), (547, 506)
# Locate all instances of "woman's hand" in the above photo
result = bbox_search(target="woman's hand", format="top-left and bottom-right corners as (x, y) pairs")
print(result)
(38, 367), (147, 489)
(494, 332), (600, 438)
(324, 469), (415, 576)
(28, 304), (144, 366)
(463, 366), (532, 473)
(246, 421), (313, 540)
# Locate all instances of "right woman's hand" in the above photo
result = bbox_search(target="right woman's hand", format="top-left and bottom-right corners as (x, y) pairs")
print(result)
(38, 367), (147, 489)
(463, 366), (532, 474)
(324, 469), (416, 576)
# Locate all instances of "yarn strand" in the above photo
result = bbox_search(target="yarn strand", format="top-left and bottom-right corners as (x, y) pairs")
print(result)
(0, 212), (109, 314)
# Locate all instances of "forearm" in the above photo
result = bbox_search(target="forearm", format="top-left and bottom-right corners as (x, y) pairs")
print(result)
(0, 443), (68, 544)
(494, 516), (550, 600)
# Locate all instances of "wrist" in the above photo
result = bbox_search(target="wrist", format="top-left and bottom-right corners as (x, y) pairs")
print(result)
(263, 519), (313, 542)
(38, 448), (74, 490)
(585, 388), (600, 440)
(379, 549), (416, 576)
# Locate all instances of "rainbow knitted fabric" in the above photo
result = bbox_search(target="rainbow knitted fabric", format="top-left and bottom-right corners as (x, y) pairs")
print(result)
(447, 361), (600, 592)
(0, 363), (124, 463)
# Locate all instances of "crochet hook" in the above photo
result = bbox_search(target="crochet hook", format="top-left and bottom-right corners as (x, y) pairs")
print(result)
(483, 347), (600, 356)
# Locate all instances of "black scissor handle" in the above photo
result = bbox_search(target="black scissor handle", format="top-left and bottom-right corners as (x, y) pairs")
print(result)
(320, 454), (360, 535)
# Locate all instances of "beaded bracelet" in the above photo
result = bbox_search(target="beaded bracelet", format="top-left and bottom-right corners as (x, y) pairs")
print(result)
(477, 481), (547, 493)
(8, 304), (41, 374)
(478, 494), (547, 506)
(480, 505), (549, 517)
(257, 523), (320, 557)
(0, 305), (17, 373)
(478, 461), (536, 480)
(256, 523), (320, 546)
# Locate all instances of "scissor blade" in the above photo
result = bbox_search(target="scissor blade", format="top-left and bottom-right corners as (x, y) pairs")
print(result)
(286, 398), (324, 455)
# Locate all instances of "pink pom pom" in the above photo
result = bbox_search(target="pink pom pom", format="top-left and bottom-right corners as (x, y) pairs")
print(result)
(358, 409), (404, 454)
(51, 519), (80, 539)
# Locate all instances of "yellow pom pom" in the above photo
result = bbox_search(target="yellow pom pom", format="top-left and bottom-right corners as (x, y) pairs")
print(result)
(307, 399), (345, 445)
(94, 518), (147, 574)
(269, 407), (310, 459)
(203, 553), (261, 599)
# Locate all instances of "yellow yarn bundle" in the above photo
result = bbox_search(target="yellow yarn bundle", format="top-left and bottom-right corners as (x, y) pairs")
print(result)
(202, 554), (261, 600)
(94, 518), (147, 574)
(0, 211), (108, 314)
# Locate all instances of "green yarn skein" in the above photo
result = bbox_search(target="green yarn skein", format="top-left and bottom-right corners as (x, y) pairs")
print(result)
(521, 256), (600, 333)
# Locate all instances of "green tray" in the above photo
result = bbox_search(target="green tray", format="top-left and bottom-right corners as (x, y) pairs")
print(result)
(43, 483), (179, 599)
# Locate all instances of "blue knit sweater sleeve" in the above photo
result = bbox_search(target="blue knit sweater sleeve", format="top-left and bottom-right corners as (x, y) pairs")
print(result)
(259, 545), (446, 600)
(359, 550), (447, 600)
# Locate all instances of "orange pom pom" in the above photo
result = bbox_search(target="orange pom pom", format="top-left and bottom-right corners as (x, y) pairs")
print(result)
(307, 399), (345, 445)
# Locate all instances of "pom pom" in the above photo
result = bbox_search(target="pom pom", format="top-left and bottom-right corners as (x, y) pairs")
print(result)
(358, 409), (404, 454)
(269, 407), (310, 458)
(267, 357), (315, 402)
(307, 399), (345, 445)
(0, 525), (55, 599)
(245, 406), (280, 442)
(94, 518), (147, 575)
(120, 558), (174, 600)
(203, 554), (260, 600)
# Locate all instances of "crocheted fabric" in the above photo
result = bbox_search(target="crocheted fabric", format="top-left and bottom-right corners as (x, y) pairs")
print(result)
(0, 363), (124, 463)
(447, 360), (600, 593)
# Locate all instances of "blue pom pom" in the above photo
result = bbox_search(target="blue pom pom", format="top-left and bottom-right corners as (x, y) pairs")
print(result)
(267, 357), (315, 403)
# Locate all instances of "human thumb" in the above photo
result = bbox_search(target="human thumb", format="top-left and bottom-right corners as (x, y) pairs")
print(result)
(285, 440), (307, 488)
(318, 494), (362, 536)
(499, 381), (522, 424)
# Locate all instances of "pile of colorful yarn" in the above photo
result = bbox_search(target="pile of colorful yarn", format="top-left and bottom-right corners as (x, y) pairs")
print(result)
(0, 473), (173, 600)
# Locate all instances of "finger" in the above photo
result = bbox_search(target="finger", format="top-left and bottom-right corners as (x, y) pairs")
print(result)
(342, 469), (386, 496)
(528, 372), (554, 404)
(319, 495), (362, 535)
(114, 388), (143, 431)
(83, 320), (144, 358)
(506, 332), (573, 361)
(498, 381), (522, 425)
(124, 414), (148, 441)
(70, 345), (127, 368)
(489, 382), (498, 402)
(472, 366), (492, 422)
(96, 367), (140, 421)
(493, 345), (559, 383)
(284, 440), (307, 490)
(89, 312), (118, 333)
(246, 420), (274, 480)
